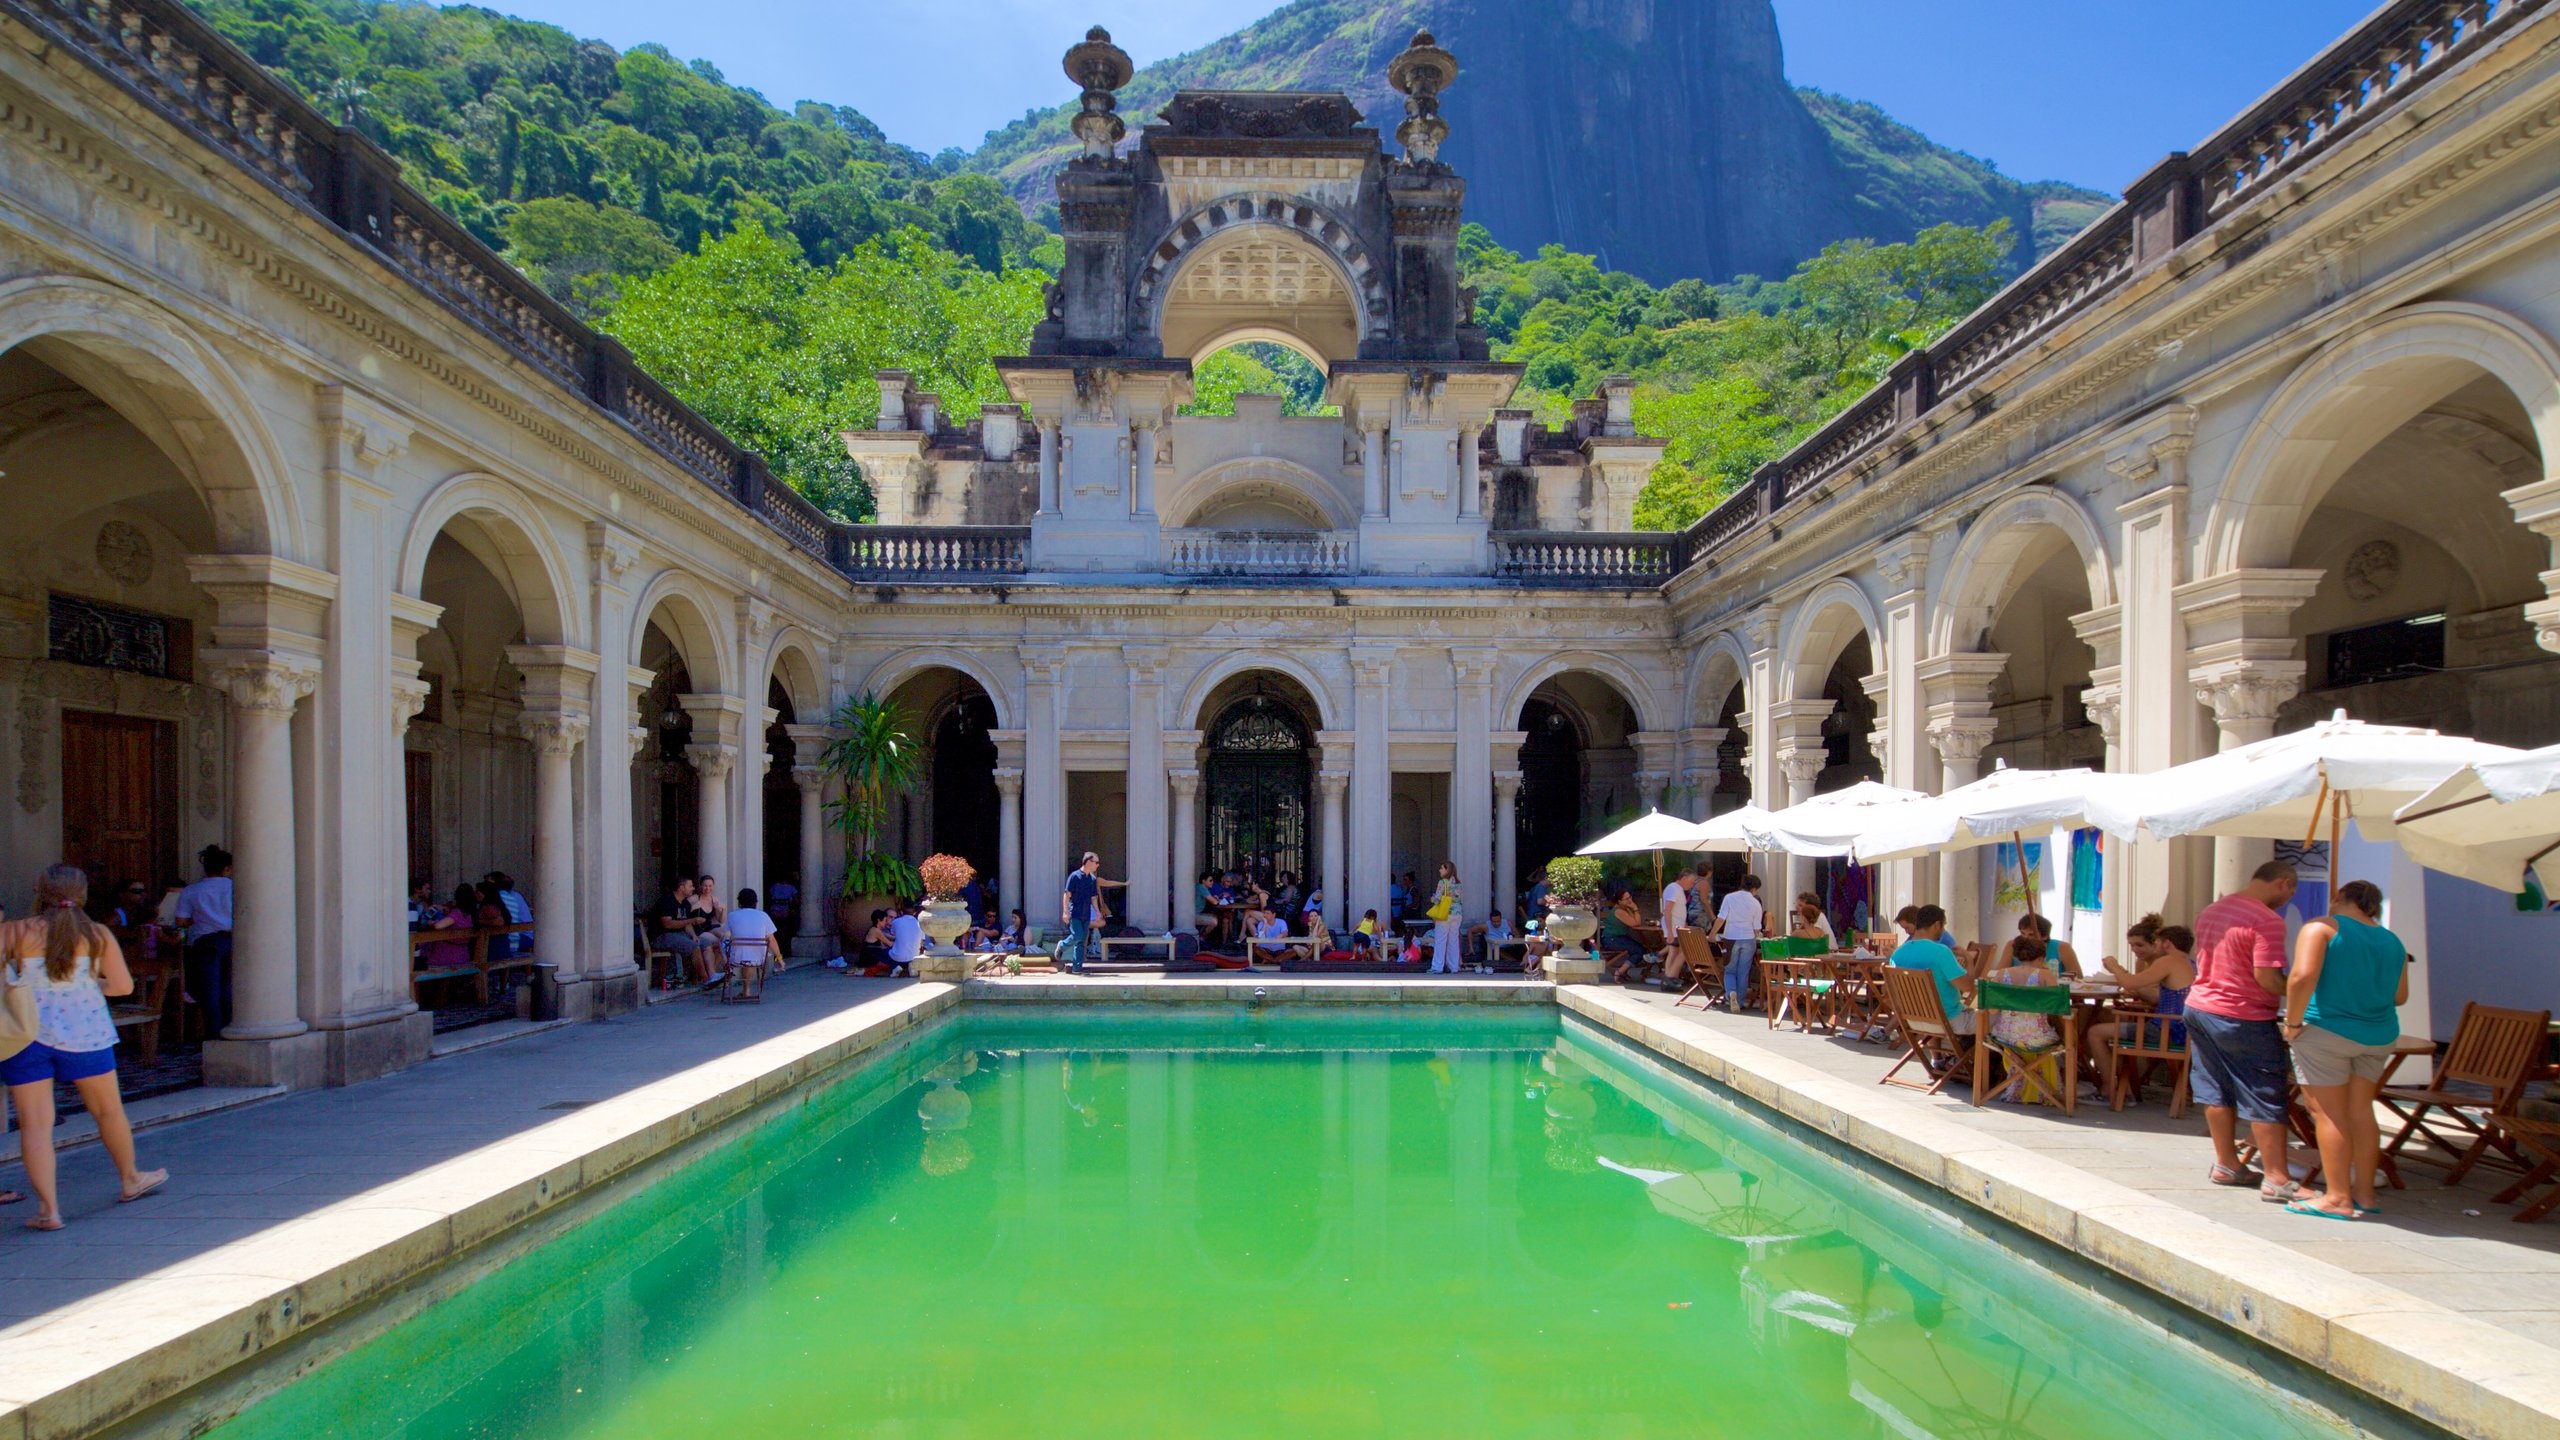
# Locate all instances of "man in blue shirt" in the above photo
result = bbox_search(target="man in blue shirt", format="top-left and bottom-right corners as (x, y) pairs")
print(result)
(1890, 904), (1976, 1034)
(1060, 852), (1125, 975)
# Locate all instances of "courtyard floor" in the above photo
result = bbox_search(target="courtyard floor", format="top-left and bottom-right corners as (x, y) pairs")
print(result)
(2, 968), (2554, 1386)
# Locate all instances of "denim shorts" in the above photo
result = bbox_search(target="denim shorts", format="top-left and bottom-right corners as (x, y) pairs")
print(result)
(2183, 1009), (2291, 1123)
(0, 1040), (118, 1087)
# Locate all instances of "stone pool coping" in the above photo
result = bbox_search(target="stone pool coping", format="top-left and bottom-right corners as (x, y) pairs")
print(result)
(1557, 985), (2560, 1440)
(0, 983), (959, 1440)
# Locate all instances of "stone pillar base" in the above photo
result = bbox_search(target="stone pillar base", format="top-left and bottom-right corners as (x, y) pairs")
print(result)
(789, 934), (834, 960)
(320, 1012), (434, 1087)
(914, 952), (972, 982)
(1546, 955), (1604, 986)
(203, 1030), (331, 1090)
(558, 970), (643, 1020)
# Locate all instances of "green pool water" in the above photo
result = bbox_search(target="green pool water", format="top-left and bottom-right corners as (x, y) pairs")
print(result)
(207, 1007), (2399, 1439)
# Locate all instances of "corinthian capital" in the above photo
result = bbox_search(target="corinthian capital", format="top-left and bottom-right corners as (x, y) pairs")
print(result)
(520, 711), (591, 756)
(209, 652), (320, 717)
(2191, 663), (2303, 727)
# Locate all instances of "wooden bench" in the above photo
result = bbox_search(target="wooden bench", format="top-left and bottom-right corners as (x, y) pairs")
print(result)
(110, 956), (173, 1066)
(408, 922), (538, 1004)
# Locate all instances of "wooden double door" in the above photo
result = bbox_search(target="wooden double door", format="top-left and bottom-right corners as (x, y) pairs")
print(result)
(60, 710), (180, 897)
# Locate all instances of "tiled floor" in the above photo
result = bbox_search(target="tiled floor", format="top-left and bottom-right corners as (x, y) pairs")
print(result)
(1583, 985), (2560, 1352)
(0, 968), (915, 1330)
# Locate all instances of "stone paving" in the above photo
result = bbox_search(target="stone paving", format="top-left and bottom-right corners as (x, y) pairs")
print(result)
(0, 968), (915, 1331)
(1581, 984), (2560, 1354)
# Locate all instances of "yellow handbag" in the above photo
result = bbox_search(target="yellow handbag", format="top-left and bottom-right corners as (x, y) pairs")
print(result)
(0, 960), (39, 1064)
(1426, 888), (1455, 922)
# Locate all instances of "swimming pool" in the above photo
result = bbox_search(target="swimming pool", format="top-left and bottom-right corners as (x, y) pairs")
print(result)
(200, 1006), (2407, 1438)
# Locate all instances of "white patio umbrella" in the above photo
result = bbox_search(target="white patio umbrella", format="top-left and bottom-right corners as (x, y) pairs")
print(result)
(1675, 805), (1777, 854)
(1744, 780), (1932, 857)
(2080, 713), (2521, 851)
(1577, 807), (1718, 893)
(2392, 742), (2560, 895)
(1851, 764), (2101, 897)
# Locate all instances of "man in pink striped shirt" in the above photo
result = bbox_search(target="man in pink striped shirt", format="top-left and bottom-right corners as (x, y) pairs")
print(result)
(2186, 860), (2300, 1200)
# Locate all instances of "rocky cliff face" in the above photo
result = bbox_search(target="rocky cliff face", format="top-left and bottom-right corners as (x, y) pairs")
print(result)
(970, 0), (2110, 283)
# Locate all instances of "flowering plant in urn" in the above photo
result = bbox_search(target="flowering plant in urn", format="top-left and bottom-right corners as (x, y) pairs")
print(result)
(919, 853), (975, 901)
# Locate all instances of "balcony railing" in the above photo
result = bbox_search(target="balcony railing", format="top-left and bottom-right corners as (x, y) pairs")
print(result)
(1674, 0), (2550, 579)
(834, 526), (1029, 580)
(1162, 529), (1358, 578)
(1493, 532), (1684, 586)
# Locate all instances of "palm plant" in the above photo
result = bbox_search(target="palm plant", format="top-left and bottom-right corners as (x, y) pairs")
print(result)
(821, 692), (923, 899)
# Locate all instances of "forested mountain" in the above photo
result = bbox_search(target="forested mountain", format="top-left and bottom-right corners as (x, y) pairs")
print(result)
(176, 0), (2093, 528)
(969, 0), (2112, 283)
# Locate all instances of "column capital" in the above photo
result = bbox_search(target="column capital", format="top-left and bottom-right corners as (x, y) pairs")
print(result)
(1349, 646), (1398, 688)
(1926, 717), (1998, 764)
(520, 711), (590, 756)
(992, 764), (1025, 797)
(588, 521), (644, 589)
(790, 763), (825, 795)
(1020, 645), (1068, 686)
(1450, 645), (1497, 686)
(687, 741), (740, 781)
(1744, 604), (1782, 654)
(2189, 659), (2304, 728)
(1316, 769), (1349, 797)
(1874, 530), (1934, 594)
(1776, 749), (1827, 790)
(206, 650), (321, 717)
(1122, 643), (1169, 684)
(2081, 679), (2124, 749)
(1492, 769), (1523, 801)
(1167, 766), (1199, 798)
(390, 676), (431, 736)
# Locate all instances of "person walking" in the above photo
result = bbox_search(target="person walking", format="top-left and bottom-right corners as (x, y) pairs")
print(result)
(2, 866), (167, 1229)
(2283, 880), (2409, 1221)
(1061, 852), (1103, 976)
(1716, 874), (1767, 1013)
(173, 844), (234, 1036)
(2187, 860), (2302, 1202)
(1426, 860), (1464, 974)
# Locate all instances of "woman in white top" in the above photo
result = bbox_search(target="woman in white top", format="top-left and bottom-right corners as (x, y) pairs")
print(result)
(720, 887), (783, 1001)
(1426, 860), (1465, 974)
(3, 866), (167, 1227)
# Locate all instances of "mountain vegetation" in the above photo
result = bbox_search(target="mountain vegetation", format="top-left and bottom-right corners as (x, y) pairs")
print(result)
(180, 0), (2075, 528)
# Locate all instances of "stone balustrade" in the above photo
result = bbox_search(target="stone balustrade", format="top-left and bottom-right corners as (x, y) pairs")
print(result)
(1161, 529), (1359, 578)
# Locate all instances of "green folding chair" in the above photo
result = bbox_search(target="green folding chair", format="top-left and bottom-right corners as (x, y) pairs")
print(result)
(1972, 980), (2077, 1114)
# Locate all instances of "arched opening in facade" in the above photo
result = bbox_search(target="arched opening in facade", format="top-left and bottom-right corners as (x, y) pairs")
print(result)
(1196, 673), (1320, 887)
(1157, 223), (1368, 367)
(760, 678), (799, 915)
(881, 667), (1002, 893)
(1956, 525), (2105, 774)
(1814, 634), (1881, 793)
(1513, 674), (1641, 877)
(634, 628), (699, 898)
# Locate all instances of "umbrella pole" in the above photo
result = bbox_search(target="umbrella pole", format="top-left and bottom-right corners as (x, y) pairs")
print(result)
(2010, 831), (2032, 906)
(2330, 792), (2344, 908)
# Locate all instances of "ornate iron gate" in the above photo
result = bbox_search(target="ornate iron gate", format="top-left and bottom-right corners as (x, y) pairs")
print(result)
(1203, 693), (1312, 883)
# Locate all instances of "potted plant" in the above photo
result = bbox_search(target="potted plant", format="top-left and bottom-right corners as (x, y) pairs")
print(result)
(915, 853), (977, 978)
(1540, 854), (1605, 983)
(822, 692), (922, 946)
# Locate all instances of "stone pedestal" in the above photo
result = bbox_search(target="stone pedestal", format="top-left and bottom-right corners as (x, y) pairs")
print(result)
(203, 1030), (331, 1090)
(318, 1012), (435, 1087)
(558, 969), (644, 1020)
(1545, 955), (1604, 986)
(914, 952), (973, 982)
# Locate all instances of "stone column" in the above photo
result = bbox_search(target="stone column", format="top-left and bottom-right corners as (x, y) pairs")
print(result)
(583, 526), (645, 1013)
(1318, 768), (1349, 930)
(1450, 648), (1495, 919)
(1036, 419), (1061, 515)
(1875, 532), (1934, 917)
(1457, 423), (1482, 520)
(1124, 645), (1169, 930)
(1022, 647), (1067, 927)
(1742, 606), (1782, 890)
(1349, 647), (1396, 921)
(2109, 425), (2201, 922)
(1775, 747), (1827, 903)
(205, 653), (319, 1062)
(520, 710), (587, 985)
(1170, 768), (1200, 932)
(2072, 604), (2128, 950)
(1766, 696), (1831, 901)
(1678, 727), (1728, 820)
(1360, 420), (1388, 520)
(689, 741), (737, 892)
(1493, 771), (1522, 924)
(1928, 722), (1997, 946)
(993, 765), (1025, 932)
(791, 764), (827, 943)
(2180, 568), (2319, 895)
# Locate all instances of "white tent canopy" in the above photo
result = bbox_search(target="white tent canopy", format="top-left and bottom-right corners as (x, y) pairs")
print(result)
(2393, 742), (2560, 894)
(1850, 766), (2100, 865)
(1744, 781), (1931, 857)
(2080, 713), (2520, 842)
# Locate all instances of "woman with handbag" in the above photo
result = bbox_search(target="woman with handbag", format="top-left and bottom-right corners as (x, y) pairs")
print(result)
(1425, 860), (1464, 974)
(2, 866), (166, 1230)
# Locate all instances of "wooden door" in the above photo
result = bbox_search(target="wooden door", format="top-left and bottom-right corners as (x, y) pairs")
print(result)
(60, 711), (177, 894)
(405, 750), (434, 887)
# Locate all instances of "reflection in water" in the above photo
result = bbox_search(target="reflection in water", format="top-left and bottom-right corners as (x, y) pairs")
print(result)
(210, 1012), (2369, 1440)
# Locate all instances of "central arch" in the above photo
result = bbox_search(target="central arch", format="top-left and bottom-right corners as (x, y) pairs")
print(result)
(1161, 457), (1359, 532)
(1136, 196), (1390, 363)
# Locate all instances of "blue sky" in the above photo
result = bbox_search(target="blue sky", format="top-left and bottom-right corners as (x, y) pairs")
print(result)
(490, 0), (2378, 192)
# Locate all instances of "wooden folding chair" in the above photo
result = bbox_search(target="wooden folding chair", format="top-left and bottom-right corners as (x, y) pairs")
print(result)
(2484, 1117), (2560, 1223)
(1673, 930), (1724, 1008)
(2378, 1002), (2550, 1184)
(2107, 1009), (2191, 1117)
(635, 919), (683, 992)
(1879, 967), (1974, 1097)
(1972, 980), (2077, 1115)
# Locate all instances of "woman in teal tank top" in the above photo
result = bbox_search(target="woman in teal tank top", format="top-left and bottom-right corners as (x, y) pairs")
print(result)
(2281, 881), (2410, 1221)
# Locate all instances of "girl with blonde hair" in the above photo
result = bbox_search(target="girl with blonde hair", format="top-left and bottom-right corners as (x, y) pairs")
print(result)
(2, 866), (166, 1228)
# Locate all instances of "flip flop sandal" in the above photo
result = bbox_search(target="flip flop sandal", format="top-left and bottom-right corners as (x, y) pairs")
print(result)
(119, 1171), (169, 1203)
(2353, 1202), (2383, 1216)
(0, 1189), (23, 1205)
(2283, 1200), (2358, 1222)
(24, 1215), (63, 1231)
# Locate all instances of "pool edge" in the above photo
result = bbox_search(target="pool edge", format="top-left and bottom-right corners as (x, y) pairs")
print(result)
(1556, 985), (2560, 1440)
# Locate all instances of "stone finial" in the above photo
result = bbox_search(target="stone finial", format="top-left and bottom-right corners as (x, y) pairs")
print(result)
(1064, 26), (1134, 161)
(1386, 30), (1457, 164)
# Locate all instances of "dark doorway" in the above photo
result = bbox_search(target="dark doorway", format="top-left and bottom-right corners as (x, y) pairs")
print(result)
(931, 691), (1001, 896)
(1204, 691), (1312, 882)
(1515, 698), (1583, 876)
(763, 679), (801, 901)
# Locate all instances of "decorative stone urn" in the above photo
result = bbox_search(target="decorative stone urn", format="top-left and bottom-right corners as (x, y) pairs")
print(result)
(1542, 901), (1602, 986)
(915, 896), (974, 981)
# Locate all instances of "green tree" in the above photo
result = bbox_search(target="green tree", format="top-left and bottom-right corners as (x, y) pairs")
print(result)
(504, 197), (678, 316)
